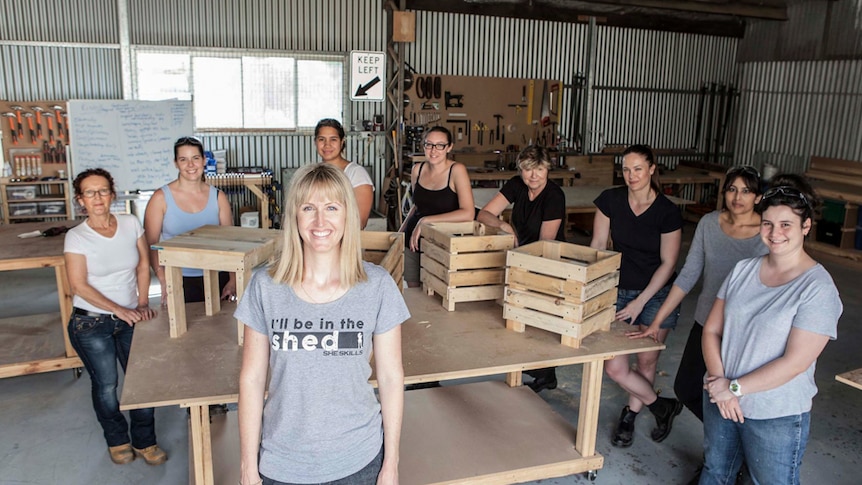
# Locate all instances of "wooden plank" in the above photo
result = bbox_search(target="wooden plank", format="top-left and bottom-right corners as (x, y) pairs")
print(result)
(805, 241), (862, 263)
(805, 169), (862, 188)
(836, 368), (862, 392)
(448, 268), (505, 287)
(577, 360), (603, 457)
(422, 221), (514, 254)
(166, 265), (187, 338)
(506, 267), (620, 303)
(503, 305), (614, 348)
(0, 221), (76, 264)
(809, 156), (862, 178)
(449, 284), (505, 304)
(399, 382), (604, 484)
(505, 287), (616, 323)
(809, 180), (862, 206)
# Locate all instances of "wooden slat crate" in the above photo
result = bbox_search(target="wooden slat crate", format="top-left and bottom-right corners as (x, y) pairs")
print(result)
(361, 231), (405, 288)
(419, 221), (515, 311)
(504, 240), (621, 348)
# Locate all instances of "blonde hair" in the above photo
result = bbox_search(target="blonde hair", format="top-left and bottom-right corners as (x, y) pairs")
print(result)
(517, 145), (552, 171)
(269, 163), (366, 286)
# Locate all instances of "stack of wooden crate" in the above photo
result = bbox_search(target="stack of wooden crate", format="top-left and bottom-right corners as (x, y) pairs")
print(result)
(419, 221), (515, 311)
(504, 240), (621, 348)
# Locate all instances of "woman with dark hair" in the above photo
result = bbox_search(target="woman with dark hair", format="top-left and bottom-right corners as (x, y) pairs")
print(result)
(590, 144), (684, 447)
(700, 174), (842, 485)
(400, 126), (474, 287)
(238, 163), (408, 485)
(65, 168), (167, 466)
(477, 145), (565, 392)
(144, 136), (236, 304)
(314, 118), (374, 228)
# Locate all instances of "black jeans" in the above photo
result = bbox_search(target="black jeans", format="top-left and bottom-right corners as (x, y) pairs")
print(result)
(674, 322), (706, 422)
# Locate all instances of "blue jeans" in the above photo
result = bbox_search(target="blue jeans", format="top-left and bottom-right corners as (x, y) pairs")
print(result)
(616, 283), (680, 329)
(262, 445), (384, 485)
(701, 392), (809, 485)
(68, 311), (156, 449)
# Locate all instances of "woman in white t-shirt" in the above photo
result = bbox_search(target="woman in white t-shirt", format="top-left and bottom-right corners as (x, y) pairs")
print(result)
(64, 168), (166, 467)
(314, 118), (374, 228)
(701, 174), (843, 485)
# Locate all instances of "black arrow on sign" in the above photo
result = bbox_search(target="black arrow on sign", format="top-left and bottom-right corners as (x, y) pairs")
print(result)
(354, 76), (381, 97)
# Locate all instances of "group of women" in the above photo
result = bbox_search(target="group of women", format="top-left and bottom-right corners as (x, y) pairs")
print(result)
(65, 120), (841, 485)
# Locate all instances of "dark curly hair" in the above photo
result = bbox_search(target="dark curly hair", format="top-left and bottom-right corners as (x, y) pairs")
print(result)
(756, 173), (820, 223)
(72, 168), (116, 198)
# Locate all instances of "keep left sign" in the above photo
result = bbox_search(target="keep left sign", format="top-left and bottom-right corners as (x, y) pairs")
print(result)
(350, 51), (386, 102)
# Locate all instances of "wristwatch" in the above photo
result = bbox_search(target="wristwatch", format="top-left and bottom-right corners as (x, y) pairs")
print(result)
(729, 378), (743, 397)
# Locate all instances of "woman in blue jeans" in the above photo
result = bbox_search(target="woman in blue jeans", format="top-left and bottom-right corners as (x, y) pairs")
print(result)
(701, 174), (842, 484)
(590, 144), (684, 447)
(65, 168), (167, 466)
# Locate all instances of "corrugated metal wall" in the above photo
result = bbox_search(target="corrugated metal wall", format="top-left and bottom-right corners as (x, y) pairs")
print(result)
(734, 60), (862, 168)
(0, 45), (122, 100)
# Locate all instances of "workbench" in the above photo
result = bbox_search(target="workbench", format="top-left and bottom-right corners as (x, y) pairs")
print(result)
(836, 368), (862, 392)
(152, 225), (282, 341)
(658, 165), (724, 211)
(0, 221), (81, 378)
(205, 173), (273, 229)
(120, 290), (663, 485)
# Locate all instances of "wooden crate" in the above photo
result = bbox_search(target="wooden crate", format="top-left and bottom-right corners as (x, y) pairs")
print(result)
(504, 240), (621, 348)
(361, 231), (404, 288)
(419, 221), (515, 311)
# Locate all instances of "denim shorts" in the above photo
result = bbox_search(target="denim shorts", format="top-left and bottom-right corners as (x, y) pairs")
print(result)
(616, 283), (679, 329)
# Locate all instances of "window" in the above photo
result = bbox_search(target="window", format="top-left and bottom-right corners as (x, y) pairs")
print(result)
(134, 49), (345, 130)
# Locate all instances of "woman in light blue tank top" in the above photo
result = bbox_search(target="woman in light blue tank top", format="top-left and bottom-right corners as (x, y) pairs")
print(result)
(144, 136), (236, 303)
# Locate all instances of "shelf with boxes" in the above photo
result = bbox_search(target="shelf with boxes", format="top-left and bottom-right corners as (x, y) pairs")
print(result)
(804, 156), (862, 262)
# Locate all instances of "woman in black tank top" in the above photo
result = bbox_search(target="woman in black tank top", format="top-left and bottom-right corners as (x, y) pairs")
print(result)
(399, 127), (475, 286)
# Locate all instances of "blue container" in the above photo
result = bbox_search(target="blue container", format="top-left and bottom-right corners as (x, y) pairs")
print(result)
(204, 150), (217, 175)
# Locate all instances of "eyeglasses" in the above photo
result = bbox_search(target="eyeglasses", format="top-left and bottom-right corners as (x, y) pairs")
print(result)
(423, 142), (449, 151)
(81, 188), (112, 199)
(761, 186), (811, 209)
(175, 136), (203, 146)
(726, 165), (761, 179)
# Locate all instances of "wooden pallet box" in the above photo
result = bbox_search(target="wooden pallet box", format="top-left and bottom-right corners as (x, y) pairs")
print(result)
(419, 221), (515, 311)
(361, 231), (405, 288)
(504, 240), (621, 348)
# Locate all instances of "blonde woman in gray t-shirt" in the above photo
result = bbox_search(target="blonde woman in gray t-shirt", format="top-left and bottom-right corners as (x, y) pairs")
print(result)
(700, 174), (842, 485)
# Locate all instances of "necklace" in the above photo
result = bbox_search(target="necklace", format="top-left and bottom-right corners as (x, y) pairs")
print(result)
(299, 279), (341, 304)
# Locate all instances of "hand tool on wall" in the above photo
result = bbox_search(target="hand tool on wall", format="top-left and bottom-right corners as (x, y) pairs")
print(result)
(61, 112), (70, 139)
(11, 106), (24, 139)
(43, 141), (52, 163)
(540, 80), (551, 127)
(52, 105), (66, 139)
(526, 81), (535, 125)
(718, 85), (736, 149)
(444, 91), (463, 109)
(31, 106), (45, 139)
(44, 112), (56, 143)
(23, 112), (37, 144)
(692, 82), (708, 150)
(3, 113), (19, 145)
(493, 114), (502, 142)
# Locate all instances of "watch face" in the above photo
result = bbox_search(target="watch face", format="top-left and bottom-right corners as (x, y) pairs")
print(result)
(730, 383), (739, 392)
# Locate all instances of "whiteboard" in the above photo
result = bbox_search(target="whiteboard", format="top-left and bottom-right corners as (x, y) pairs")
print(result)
(68, 100), (193, 192)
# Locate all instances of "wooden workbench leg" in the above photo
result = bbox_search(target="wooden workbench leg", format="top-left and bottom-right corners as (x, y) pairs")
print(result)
(203, 269), (220, 316)
(576, 360), (604, 458)
(54, 264), (76, 358)
(189, 405), (214, 485)
(506, 370), (523, 387)
(236, 267), (251, 345)
(166, 266), (187, 338)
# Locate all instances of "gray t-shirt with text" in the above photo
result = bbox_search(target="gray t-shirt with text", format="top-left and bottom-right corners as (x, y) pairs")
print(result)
(235, 262), (410, 483)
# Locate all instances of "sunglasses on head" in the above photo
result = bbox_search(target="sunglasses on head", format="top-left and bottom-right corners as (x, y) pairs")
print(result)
(762, 186), (811, 209)
(175, 136), (203, 146)
(726, 165), (761, 179)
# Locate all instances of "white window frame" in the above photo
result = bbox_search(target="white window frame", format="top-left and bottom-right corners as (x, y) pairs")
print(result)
(131, 45), (349, 132)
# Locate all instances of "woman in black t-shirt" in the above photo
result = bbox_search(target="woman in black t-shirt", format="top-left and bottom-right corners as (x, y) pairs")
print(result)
(477, 145), (565, 392)
(590, 144), (684, 448)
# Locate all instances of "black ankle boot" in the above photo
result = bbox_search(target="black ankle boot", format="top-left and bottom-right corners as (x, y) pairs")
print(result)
(647, 396), (683, 442)
(612, 406), (637, 447)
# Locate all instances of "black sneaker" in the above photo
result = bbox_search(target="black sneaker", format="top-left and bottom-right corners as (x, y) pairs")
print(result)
(612, 406), (637, 447)
(649, 397), (683, 442)
(527, 376), (558, 393)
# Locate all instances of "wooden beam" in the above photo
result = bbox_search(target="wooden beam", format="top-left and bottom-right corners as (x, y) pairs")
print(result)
(405, 0), (750, 37)
(588, 0), (787, 20)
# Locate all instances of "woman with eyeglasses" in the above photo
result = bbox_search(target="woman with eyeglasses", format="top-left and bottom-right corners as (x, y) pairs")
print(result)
(700, 174), (842, 485)
(476, 145), (564, 392)
(590, 144), (684, 448)
(314, 119), (374, 228)
(399, 126), (474, 287)
(237, 164), (408, 485)
(144, 136), (236, 304)
(64, 168), (167, 466)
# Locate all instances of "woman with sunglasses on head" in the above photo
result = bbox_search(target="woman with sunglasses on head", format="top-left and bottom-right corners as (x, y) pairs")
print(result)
(314, 119), (374, 228)
(477, 145), (565, 392)
(590, 144), (684, 448)
(65, 168), (167, 466)
(144, 136), (236, 304)
(237, 164), (408, 485)
(399, 126), (474, 287)
(700, 174), (842, 485)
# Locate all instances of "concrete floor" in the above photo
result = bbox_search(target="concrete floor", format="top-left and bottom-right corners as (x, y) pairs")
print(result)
(1, 224), (860, 485)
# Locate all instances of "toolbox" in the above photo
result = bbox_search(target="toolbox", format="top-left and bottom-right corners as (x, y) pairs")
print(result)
(10, 202), (38, 216)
